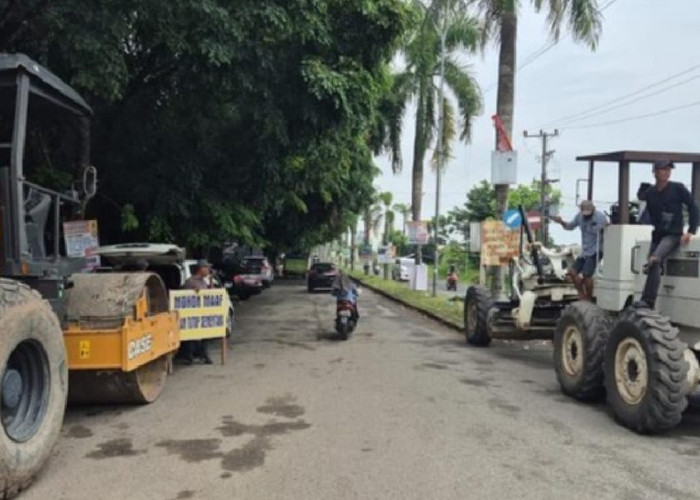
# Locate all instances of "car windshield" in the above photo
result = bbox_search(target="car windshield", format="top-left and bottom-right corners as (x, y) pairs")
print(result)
(312, 263), (335, 273)
(242, 259), (263, 272)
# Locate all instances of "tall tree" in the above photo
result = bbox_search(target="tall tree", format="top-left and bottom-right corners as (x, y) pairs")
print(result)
(448, 179), (561, 241)
(477, 0), (602, 216)
(379, 191), (394, 244)
(380, 0), (482, 229)
(1, 0), (413, 254)
(392, 202), (411, 235)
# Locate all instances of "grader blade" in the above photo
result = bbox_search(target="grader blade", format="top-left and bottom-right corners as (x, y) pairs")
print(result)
(63, 273), (180, 405)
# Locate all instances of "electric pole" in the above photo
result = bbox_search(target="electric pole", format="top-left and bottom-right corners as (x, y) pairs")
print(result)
(523, 129), (559, 243)
(431, 5), (447, 297)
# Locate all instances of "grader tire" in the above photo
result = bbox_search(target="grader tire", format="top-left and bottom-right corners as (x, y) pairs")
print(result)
(464, 286), (494, 347)
(604, 307), (689, 433)
(0, 279), (68, 499)
(554, 301), (610, 401)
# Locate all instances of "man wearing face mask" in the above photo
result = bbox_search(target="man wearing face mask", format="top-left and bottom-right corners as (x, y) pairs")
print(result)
(552, 200), (608, 301)
(634, 160), (698, 309)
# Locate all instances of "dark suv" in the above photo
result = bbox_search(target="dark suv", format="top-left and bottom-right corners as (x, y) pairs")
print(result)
(307, 262), (338, 292)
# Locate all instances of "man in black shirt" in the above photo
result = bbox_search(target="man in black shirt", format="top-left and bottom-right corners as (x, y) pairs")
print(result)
(635, 160), (699, 309)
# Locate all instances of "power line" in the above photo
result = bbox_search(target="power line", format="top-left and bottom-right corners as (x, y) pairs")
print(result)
(562, 99), (700, 130)
(517, 0), (621, 71)
(540, 63), (700, 127)
(482, 0), (621, 94)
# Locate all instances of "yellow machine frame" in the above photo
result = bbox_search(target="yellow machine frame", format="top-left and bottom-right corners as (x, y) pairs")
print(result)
(64, 293), (180, 372)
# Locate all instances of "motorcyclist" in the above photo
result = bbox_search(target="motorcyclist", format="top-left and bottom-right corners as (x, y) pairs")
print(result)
(331, 270), (359, 319)
(446, 264), (458, 290)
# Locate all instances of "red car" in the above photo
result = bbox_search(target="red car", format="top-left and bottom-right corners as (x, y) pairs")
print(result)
(307, 262), (338, 292)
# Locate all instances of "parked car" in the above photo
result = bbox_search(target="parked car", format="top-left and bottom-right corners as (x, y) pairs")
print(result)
(307, 262), (338, 292)
(240, 256), (274, 288)
(392, 257), (412, 281)
(220, 259), (264, 300)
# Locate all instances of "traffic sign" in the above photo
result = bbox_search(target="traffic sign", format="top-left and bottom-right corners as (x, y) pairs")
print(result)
(526, 211), (542, 232)
(503, 209), (522, 230)
(359, 244), (373, 260)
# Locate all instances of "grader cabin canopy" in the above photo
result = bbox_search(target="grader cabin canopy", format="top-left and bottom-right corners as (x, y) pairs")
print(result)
(576, 150), (700, 225)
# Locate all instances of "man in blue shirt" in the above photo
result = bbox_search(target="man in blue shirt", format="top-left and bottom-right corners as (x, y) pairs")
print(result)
(635, 160), (698, 309)
(552, 200), (608, 301)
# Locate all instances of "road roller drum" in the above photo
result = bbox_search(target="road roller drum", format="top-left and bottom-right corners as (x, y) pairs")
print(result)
(63, 273), (180, 404)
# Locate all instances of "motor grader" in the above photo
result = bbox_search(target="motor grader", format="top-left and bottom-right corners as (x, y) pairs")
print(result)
(0, 54), (180, 498)
(465, 151), (700, 434)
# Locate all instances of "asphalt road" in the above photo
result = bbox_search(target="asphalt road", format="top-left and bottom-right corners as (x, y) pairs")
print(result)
(24, 281), (700, 500)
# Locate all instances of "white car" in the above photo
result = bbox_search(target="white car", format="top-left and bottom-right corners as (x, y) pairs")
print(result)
(95, 243), (234, 336)
(391, 257), (413, 281)
(240, 255), (274, 288)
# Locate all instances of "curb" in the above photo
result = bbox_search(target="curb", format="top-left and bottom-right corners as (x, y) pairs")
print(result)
(349, 276), (463, 333)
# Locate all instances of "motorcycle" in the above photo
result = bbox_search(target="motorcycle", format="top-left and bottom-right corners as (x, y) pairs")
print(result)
(446, 266), (458, 291)
(335, 299), (357, 340)
(333, 286), (360, 340)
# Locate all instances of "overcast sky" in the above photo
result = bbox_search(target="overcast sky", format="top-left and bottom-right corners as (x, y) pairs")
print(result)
(373, 0), (700, 244)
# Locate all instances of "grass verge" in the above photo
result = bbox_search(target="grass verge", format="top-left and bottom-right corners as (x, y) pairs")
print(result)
(348, 271), (464, 329)
(284, 258), (307, 276)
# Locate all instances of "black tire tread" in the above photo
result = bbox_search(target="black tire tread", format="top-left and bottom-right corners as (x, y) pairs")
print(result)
(554, 301), (611, 401)
(0, 278), (45, 311)
(464, 286), (493, 347)
(604, 307), (688, 433)
(0, 278), (61, 499)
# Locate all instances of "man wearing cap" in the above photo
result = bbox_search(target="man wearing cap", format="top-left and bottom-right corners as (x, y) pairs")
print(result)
(180, 259), (214, 364)
(552, 200), (608, 301)
(635, 160), (699, 309)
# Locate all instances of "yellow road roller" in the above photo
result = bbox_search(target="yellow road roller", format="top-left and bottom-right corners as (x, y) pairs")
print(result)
(0, 54), (180, 498)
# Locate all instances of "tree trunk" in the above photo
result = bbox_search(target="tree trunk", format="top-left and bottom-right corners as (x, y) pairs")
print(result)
(494, 11), (517, 218)
(350, 223), (356, 271)
(490, 11), (517, 298)
(412, 77), (428, 265)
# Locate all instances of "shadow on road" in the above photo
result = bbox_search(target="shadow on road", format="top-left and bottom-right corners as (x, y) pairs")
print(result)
(316, 330), (349, 342)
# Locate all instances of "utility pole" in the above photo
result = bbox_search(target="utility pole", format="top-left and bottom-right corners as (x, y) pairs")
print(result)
(431, 5), (447, 297)
(523, 129), (559, 243)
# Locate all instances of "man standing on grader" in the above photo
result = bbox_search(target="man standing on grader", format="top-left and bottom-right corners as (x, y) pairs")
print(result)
(552, 200), (607, 301)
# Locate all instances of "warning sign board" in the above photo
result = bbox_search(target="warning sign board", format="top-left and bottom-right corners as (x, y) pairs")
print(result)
(479, 221), (520, 266)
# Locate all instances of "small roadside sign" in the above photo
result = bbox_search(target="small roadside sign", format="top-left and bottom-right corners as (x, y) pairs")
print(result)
(407, 221), (430, 245)
(503, 209), (522, 230)
(359, 244), (373, 260)
(526, 211), (542, 232)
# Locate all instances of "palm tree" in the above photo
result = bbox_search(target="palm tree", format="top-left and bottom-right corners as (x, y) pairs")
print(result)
(363, 200), (383, 245)
(478, 0), (602, 215)
(378, 192), (394, 245)
(380, 0), (482, 234)
(392, 202), (411, 235)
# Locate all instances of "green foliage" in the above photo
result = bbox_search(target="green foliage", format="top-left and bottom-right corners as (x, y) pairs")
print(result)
(378, 0), (482, 222)
(388, 229), (409, 254)
(478, 0), (602, 50)
(120, 204), (139, 232)
(1, 0), (413, 253)
(448, 179), (562, 240)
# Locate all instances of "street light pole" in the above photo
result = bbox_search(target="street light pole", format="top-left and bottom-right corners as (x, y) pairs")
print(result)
(432, 6), (447, 297)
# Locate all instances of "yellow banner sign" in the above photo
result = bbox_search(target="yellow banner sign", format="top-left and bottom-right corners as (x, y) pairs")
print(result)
(169, 289), (229, 341)
(480, 220), (521, 266)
